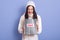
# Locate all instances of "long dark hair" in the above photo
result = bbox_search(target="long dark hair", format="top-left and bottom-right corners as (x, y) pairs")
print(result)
(25, 5), (37, 19)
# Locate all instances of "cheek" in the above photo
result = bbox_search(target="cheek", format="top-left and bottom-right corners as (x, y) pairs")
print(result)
(31, 10), (33, 12)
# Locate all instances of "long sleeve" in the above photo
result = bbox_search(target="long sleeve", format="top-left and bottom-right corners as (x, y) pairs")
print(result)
(37, 15), (42, 34)
(18, 14), (25, 34)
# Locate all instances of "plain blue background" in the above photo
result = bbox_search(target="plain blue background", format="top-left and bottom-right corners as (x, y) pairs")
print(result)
(0, 0), (60, 40)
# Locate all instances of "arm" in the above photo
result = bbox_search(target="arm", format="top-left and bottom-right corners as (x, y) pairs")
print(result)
(37, 15), (42, 34)
(18, 14), (25, 34)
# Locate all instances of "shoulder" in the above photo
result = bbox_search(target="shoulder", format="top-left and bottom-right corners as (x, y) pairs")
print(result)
(20, 13), (25, 21)
(20, 13), (25, 19)
(37, 14), (41, 20)
(21, 13), (25, 18)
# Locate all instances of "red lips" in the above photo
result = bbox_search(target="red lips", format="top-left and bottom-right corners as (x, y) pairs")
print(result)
(28, 12), (32, 14)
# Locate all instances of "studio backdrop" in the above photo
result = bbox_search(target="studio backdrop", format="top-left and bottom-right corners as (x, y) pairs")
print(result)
(0, 0), (60, 40)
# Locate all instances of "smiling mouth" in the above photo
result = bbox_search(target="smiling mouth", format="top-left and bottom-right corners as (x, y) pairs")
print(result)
(28, 12), (33, 14)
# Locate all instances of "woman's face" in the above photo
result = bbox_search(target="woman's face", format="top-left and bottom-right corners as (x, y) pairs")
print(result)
(28, 6), (33, 14)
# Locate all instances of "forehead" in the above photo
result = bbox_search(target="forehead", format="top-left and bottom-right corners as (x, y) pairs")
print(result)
(28, 6), (33, 9)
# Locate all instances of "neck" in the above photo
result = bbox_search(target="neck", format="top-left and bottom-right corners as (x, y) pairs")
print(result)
(28, 13), (33, 18)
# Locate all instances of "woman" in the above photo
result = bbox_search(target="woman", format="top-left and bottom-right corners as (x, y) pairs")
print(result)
(18, 1), (42, 40)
